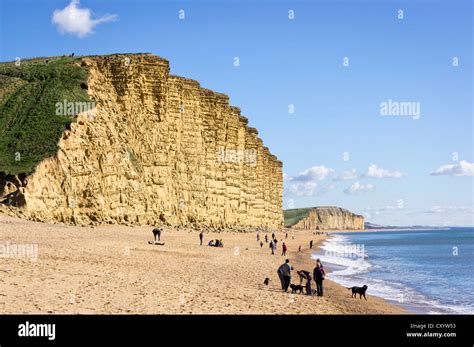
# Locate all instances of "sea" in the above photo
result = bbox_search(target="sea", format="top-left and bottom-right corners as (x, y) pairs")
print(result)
(312, 227), (474, 314)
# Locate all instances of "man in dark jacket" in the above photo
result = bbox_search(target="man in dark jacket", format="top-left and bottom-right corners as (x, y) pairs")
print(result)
(313, 262), (325, 296)
(277, 259), (293, 292)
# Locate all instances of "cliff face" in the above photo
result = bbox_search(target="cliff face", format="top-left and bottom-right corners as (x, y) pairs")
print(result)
(1, 54), (283, 230)
(286, 207), (364, 230)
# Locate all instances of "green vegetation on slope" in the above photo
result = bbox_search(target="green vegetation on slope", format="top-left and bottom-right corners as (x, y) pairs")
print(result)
(0, 56), (91, 175)
(283, 208), (312, 227)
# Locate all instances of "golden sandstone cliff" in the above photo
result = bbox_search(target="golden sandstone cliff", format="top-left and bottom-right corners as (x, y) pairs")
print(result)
(1, 54), (283, 230)
(288, 207), (364, 230)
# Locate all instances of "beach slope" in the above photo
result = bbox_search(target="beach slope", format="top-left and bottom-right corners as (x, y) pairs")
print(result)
(0, 214), (405, 314)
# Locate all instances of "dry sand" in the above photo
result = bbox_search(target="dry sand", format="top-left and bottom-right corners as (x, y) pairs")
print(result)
(0, 214), (406, 314)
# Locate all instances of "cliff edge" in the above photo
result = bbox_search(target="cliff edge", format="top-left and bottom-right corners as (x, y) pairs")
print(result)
(284, 206), (364, 230)
(0, 54), (283, 230)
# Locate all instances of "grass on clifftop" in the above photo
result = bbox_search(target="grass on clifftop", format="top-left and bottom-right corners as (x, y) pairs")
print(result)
(284, 208), (312, 227)
(0, 56), (91, 175)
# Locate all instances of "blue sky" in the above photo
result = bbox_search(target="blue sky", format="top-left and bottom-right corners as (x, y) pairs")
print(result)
(1, 0), (472, 225)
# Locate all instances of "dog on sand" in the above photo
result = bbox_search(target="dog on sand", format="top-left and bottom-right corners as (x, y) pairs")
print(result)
(347, 285), (368, 300)
(290, 283), (304, 294)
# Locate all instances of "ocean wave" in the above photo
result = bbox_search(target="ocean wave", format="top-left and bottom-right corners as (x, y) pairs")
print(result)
(315, 234), (371, 276)
(313, 234), (474, 315)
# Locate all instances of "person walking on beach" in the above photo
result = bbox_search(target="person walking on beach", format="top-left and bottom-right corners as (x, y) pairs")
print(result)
(199, 231), (204, 246)
(309, 240), (313, 249)
(260, 241), (264, 248)
(277, 259), (293, 292)
(257, 233), (260, 242)
(313, 262), (325, 296)
(282, 242), (287, 256)
(265, 234), (268, 243)
(271, 232), (275, 240)
(285, 232), (288, 239)
(269, 240), (275, 255)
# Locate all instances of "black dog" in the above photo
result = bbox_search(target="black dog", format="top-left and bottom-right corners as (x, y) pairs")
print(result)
(263, 278), (270, 286)
(290, 284), (304, 294)
(348, 285), (368, 300)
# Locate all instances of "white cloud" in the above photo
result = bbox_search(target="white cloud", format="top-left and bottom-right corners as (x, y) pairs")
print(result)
(344, 181), (374, 195)
(52, 0), (117, 38)
(291, 165), (334, 182)
(284, 165), (335, 197)
(286, 182), (336, 197)
(430, 160), (474, 177)
(287, 181), (318, 197)
(333, 169), (358, 181)
(364, 164), (404, 178)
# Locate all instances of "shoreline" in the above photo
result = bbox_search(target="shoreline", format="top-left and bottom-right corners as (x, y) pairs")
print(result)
(0, 214), (406, 314)
(288, 232), (407, 314)
(310, 234), (414, 314)
(316, 230), (473, 315)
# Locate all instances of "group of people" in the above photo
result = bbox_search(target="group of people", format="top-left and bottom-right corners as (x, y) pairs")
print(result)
(199, 231), (224, 247)
(257, 232), (316, 258)
(208, 239), (224, 247)
(151, 228), (224, 248)
(257, 232), (289, 256)
(277, 258), (326, 297)
(152, 227), (326, 297)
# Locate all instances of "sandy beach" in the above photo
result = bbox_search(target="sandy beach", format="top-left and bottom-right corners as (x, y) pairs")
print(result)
(0, 214), (406, 314)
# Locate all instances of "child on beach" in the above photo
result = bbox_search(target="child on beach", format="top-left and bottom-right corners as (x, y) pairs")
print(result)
(305, 272), (312, 295)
